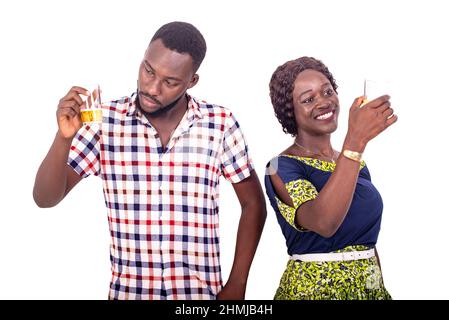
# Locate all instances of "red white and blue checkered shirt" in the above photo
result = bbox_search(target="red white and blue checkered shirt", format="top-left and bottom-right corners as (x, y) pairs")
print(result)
(68, 93), (253, 300)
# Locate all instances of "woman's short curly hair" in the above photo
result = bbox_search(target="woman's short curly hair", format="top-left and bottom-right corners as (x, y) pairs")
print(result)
(269, 57), (338, 136)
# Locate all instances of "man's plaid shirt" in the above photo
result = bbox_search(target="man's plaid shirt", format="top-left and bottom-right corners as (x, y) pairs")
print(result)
(68, 93), (253, 299)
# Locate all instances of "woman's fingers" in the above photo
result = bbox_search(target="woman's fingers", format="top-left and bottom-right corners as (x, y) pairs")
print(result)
(383, 107), (394, 118)
(350, 96), (366, 110)
(385, 114), (398, 127)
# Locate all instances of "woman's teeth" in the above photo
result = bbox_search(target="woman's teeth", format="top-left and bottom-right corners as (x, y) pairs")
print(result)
(316, 111), (333, 120)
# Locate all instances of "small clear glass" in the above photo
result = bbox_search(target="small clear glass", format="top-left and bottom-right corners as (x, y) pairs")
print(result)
(80, 84), (103, 124)
(361, 79), (392, 107)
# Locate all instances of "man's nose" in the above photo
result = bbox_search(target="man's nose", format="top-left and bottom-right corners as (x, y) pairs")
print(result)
(146, 78), (162, 97)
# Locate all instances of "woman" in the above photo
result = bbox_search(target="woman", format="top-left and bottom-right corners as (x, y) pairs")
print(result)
(265, 57), (397, 300)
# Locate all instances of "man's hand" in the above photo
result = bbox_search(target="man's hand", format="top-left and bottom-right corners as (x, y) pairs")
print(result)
(56, 86), (91, 139)
(216, 280), (246, 300)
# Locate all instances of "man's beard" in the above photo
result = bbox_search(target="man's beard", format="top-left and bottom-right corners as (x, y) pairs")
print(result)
(137, 89), (186, 118)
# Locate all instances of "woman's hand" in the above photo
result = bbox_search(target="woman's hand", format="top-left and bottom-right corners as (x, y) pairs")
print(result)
(345, 95), (398, 151)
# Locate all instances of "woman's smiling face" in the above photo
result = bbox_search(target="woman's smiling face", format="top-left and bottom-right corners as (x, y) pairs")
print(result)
(292, 69), (340, 136)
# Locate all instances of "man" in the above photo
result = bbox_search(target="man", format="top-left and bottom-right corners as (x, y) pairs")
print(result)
(33, 21), (266, 300)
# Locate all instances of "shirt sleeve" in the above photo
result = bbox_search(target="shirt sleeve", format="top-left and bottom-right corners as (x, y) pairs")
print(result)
(67, 124), (101, 178)
(220, 111), (254, 183)
(268, 156), (318, 231)
(359, 161), (370, 181)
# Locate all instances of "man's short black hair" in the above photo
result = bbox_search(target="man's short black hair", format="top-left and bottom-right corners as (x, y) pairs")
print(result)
(151, 21), (207, 72)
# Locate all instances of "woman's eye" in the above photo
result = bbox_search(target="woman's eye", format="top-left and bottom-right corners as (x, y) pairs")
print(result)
(302, 97), (313, 104)
(324, 89), (334, 96)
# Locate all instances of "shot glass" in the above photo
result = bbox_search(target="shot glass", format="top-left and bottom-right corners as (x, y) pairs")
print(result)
(80, 84), (103, 124)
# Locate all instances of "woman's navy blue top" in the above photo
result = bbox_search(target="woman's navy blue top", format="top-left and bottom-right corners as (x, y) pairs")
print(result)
(264, 155), (384, 255)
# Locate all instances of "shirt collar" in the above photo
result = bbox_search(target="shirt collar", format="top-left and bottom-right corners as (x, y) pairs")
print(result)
(126, 92), (203, 121)
(126, 92), (139, 117)
(186, 94), (204, 121)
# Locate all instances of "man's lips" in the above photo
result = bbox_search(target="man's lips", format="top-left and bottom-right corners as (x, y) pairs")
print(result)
(139, 93), (162, 107)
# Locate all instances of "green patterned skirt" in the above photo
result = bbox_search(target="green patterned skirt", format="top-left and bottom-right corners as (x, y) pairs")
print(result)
(275, 246), (392, 300)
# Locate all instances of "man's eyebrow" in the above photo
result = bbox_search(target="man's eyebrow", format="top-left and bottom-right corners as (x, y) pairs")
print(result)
(145, 60), (183, 82)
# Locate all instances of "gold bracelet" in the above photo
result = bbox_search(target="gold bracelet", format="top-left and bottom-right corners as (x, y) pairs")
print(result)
(343, 150), (363, 162)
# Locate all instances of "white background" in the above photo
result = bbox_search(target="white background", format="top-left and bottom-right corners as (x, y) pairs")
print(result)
(1, 0), (448, 299)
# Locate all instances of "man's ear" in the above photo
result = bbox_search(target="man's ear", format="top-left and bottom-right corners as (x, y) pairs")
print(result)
(188, 74), (199, 89)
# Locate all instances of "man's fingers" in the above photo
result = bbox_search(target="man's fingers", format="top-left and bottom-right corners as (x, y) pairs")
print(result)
(59, 86), (90, 105)
(70, 86), (90, 96)
(59, 92), (84, 106)
(59, 100), (81, 112)
(86, 88), (101, 108)
(58, 100), (81, 113)
(57, 106), (78, 118)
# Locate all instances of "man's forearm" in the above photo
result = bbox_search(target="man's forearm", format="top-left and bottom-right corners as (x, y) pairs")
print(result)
(227, 201), (267, 289)
(33, 133), (73, 207)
